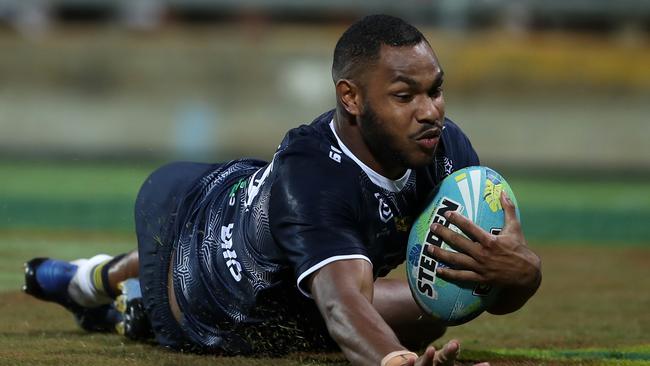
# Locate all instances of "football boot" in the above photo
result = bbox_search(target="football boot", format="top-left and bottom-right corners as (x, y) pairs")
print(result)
(23, 257), (121, 332)
(114, 278), (153, 340)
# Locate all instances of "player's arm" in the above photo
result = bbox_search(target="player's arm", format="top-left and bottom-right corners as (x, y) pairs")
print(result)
(308, 259), (403, 365)
(308, 260), (470, 366)
(427, 191), (542, 315)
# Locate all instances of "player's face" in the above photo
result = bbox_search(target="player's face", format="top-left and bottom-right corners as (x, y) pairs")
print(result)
(358, 41), (445, 175)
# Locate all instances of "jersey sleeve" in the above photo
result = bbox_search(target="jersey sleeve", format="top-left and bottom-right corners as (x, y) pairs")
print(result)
(269, 142), (371, 298)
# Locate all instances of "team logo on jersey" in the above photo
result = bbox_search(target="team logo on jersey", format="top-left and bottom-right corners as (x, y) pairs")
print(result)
(374, 193), (394, 223)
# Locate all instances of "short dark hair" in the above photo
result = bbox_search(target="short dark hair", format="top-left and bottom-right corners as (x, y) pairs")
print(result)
(332, 14), (426, 82)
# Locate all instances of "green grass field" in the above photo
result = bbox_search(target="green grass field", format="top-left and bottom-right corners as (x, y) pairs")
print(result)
(1, 161), (649, 365)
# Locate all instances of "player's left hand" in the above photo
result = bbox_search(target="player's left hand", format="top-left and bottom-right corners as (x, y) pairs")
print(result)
(427, 191), (541, 290)
(407, 340), (489, 366)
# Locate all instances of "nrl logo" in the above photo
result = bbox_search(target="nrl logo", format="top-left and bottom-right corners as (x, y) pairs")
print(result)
(374, 193), (394, 223)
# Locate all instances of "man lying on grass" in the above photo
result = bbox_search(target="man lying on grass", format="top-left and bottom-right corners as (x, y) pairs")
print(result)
(23, 14), (541, 366)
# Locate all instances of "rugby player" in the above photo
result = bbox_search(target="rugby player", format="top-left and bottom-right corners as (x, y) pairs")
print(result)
(23, 15), (542, 366)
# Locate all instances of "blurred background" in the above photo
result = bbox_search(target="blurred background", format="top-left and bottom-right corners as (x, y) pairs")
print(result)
(1, 0), (649, 246)
(1, 3), (649, 360)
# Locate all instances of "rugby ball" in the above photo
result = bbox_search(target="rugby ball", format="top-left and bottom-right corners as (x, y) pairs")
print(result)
(406, 166), (519, 325)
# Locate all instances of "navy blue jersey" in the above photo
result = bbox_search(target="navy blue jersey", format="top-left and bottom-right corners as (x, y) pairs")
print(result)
(171, 109), (479, 353)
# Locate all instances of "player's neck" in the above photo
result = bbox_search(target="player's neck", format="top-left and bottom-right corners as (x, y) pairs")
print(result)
(333, 112), (407, 180)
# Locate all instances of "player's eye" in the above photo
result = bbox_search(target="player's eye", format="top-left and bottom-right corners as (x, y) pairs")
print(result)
(393, 93), (413, 102)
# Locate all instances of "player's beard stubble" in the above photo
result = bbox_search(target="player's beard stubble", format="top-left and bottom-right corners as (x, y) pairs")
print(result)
(358, 100), (437, 176)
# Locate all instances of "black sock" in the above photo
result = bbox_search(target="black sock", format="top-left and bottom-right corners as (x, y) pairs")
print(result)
(94, 254), (126, 299)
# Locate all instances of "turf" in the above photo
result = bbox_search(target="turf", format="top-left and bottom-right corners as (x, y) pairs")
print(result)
(0, 161), (648, 365)
(0, 234), (648, 365)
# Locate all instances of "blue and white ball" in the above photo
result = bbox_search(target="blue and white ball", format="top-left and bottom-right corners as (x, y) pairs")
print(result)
(406, 166), (520, 325)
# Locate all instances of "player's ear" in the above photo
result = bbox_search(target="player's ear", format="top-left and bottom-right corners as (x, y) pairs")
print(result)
(336, 79), (362, 117)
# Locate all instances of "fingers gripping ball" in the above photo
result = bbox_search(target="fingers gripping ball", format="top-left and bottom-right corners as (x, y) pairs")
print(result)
(406, 166), (520, 325)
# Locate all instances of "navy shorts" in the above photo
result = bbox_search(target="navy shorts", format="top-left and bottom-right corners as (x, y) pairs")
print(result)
(134, 161), (220, 351)
(135, 161), (337, 354)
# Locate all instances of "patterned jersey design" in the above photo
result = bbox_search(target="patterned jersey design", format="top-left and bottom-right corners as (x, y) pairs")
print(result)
(171, 109), (479, 353)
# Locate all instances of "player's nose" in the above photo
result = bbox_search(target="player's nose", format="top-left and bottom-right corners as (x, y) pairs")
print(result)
(416, 95), (444, 126)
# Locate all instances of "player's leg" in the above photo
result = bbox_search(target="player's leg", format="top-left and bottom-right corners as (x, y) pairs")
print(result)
(63, 251), (138, 307)
(106, 250), (139, 293)
(134, 161), (219, 350)
(23, 161), (215, 337)
(106, 161), (217, 342)
(22, 252), (132, 332)
(372, 278), (447, 350)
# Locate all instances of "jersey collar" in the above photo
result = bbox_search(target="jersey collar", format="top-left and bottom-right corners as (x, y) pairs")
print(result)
(329, 119), (411, 192)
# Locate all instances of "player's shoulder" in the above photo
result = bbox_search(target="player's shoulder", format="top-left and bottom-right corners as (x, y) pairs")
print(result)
(268, 110), (364, 208)
(275, 110), (358, 174)
(278, 110), (334, 151)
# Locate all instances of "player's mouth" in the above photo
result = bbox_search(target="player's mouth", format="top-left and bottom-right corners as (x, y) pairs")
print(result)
(414, 129), (441, 150)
